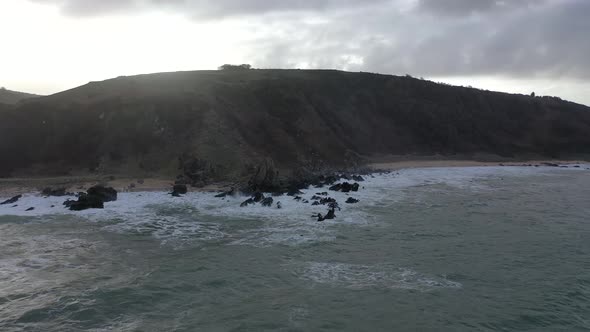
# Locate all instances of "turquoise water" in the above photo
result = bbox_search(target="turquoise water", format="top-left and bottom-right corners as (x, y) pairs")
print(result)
(0, 166), (589, 331)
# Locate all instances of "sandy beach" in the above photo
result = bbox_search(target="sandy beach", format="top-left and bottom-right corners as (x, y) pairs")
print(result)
(0, 160), (587, 198)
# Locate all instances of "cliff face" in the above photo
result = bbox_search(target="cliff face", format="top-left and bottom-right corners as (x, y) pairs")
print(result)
(1, 69), (589, 178)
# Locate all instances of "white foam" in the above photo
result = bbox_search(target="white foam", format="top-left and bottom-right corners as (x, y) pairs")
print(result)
(0, 165), (587, 247)
(293, 261), (462, 291)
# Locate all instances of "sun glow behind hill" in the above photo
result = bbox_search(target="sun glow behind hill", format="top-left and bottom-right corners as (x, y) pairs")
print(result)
(0, 0), (250, 95)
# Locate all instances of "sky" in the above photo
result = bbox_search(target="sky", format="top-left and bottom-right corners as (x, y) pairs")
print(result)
(1, 0), (589, 105)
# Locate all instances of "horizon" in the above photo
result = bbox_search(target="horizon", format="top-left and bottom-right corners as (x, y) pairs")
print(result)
(1, 0), (589, 106)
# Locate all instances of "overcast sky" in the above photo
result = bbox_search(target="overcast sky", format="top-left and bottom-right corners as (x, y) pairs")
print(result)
(1, 0), (589, 105)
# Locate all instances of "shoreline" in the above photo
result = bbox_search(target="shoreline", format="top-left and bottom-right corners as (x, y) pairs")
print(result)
(0, 160), (587, 198)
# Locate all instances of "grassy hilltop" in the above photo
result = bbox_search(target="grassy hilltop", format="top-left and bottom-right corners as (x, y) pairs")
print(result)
(1, 69), (589, 180)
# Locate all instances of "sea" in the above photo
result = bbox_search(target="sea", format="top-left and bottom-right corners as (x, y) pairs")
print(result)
(0, 165), (589, 331)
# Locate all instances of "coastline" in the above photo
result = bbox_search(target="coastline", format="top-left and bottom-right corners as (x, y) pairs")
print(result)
(0, 159), (587, 198)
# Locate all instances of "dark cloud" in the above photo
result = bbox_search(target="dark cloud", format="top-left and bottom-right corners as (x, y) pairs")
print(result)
(246, 0), (590, 80)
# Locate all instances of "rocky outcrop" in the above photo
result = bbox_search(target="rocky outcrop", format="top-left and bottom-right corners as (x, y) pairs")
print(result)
(63, 185), (117, 211)
(171, 184), (188, 197)
(1, 195), (22, 205)
(247, 159), (281, 193)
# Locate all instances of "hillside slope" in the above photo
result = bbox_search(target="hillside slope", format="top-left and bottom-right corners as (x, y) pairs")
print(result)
(0, 88), (40, 104)
(1, 69), (589, 179)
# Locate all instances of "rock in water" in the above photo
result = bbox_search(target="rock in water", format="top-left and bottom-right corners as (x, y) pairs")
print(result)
(65, 193), (105, 211)
(325, 208), (336, 220)
(240, 198), (255, 207)
(352, 175), (365, 182)
(261, 197), (274, 207)
(1, 195), (22, 205)
(171, 184), (188, 197)
(346, 197), (360, 204)
(253, 192), (265, 203)
(276, 201), (282, 209)
(25, 207), (35, 211)
(63, 186), (117, 211)
(87, 186), (118, 202)
(317, 213), (325, 222)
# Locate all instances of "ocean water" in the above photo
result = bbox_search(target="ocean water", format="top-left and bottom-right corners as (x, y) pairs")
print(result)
(0, 166), (589, 331)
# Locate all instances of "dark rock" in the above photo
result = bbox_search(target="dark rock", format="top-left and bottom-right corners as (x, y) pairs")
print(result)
(327, 201), (340, 210)
(542, 162), (559, 167)
(276, 201), (282, 209)
(248, 159), (281, 192)
(316, 192), (328, 196)
(329, 183), (342, 191)
(1, 195), (22, 205)
(319, 197), (337, 205)
(215, 188), (235, 198)
(352, 175), (365, 182)
(41, 187), (70, 197)
(312, 201), (321, 206)
(302, 199), (309, 204)
(87, 186), (118, 202)
(311, 195), (322, 201)
(11, 205), (18, 207)
(65, 193), (105, 211)
(171, 184), (188, 196)
(346, 197), (360, 204)
(26, 207), (34, 211)
(261, 197), (274, 207)
(294, 196), (303, 201)
(63, 186), (117, 211)
(50, 205), (55, 208)
(574, 165), (581, 168)
(325, 208), (336, 220)
(287, 188), (304, 196)
(329, 182), (360, 193)
(317, 213), (325, 222)
(240, 198), (255, 207)
(253, 192), (265, 203)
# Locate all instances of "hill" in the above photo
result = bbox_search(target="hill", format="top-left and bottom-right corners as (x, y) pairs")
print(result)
(0, 87), (40, 104)
(1, 69), (589, 181)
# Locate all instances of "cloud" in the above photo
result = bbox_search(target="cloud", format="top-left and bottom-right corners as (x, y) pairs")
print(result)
(28, 0), (590, 81)
(415, 0), (544, 16)
(30, 0), (389, 18)
(243, 0), (590, 80)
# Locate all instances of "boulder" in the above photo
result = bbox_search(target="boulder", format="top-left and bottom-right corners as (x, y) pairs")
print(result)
(276, 201), (282, 209)
(64, 193), (105, 211)
(346, 197), (360, 204)
(352, 175), (365, 182)
(253, 192), (265, 203)
(63, 186), (117, 211)
(240, 198), (255, 207)
(1, 195), (22, 205)
(261, 197), (274, 207)
(25, 207), (35, 211)
(215, 188), (235, 198)
(87, 185), (118, 202)
(171, 184), (188, 196)
(325, 208), (336, 220)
